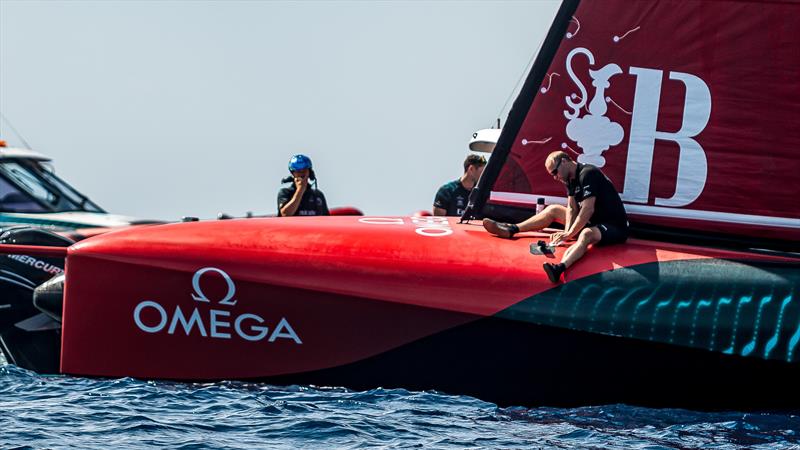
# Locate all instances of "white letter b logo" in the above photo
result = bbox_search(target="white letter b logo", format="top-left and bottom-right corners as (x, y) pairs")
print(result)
(622, 68), (711, 207)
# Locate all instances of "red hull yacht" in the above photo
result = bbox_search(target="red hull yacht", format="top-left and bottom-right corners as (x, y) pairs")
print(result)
(2, 0), (799, 409)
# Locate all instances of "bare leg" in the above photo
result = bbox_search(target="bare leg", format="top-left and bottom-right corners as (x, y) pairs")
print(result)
(561, 227), (601, 268)
(516, 205), (567, 232)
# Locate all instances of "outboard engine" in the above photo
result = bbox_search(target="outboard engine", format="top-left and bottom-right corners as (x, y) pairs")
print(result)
(0, 227), (73, 373)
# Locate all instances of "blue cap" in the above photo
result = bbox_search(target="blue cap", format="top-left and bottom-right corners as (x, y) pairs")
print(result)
(288, 154), (313, 172)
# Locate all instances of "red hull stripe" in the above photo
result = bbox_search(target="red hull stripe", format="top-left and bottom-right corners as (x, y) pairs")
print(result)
(0, 244), (68, 258)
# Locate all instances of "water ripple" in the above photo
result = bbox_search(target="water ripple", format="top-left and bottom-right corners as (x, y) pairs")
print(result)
(1, 360), (799, 449)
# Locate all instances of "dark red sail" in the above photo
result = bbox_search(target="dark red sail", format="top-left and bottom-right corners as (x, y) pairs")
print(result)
(479, 0), (800, 244)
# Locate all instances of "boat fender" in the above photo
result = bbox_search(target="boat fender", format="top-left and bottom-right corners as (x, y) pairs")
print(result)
(33, 274), (65, 323)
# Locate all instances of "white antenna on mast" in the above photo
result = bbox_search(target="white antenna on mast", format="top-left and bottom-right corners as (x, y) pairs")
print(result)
(0, 113), (33, 149)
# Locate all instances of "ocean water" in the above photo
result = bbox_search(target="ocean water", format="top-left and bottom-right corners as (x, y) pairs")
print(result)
(1, 355), (798, 449)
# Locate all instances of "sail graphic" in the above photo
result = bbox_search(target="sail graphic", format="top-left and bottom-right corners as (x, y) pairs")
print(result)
(475, 0), (800, 246)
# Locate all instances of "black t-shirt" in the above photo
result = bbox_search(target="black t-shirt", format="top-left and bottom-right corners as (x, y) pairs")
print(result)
(277, 185), (329, 216)
(566, 163), (627, 227)
(434, 180), (471, 216)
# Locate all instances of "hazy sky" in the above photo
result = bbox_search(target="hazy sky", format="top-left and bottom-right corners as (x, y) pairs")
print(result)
(1, 0), (559, 220)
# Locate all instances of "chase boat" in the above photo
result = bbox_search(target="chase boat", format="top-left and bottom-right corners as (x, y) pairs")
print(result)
(1, 0), (799, 409)
(0, 141), (150, 233)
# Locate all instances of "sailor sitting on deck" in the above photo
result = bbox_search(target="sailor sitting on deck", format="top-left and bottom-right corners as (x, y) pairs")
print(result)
(433, 154), (487, 216)
(278, 154), (330, 217)
(483, 151), (628, 283)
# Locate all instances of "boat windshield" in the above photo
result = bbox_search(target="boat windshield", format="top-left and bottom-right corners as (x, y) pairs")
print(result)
(0, 159), (104, 213)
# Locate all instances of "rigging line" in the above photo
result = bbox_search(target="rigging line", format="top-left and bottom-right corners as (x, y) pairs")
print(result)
(495, 31), (548, 128)
(0, 113), (33, 149)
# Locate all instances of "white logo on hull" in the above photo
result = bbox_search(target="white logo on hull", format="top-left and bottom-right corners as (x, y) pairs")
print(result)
(358, 216), (453, 237)
(133, 267), (301, 344)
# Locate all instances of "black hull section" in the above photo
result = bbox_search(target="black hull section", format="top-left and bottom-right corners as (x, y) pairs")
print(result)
(0, 227), (69, 373)
(0, 284), (61, 374)
(0, 326), (60, 374)
(264, 315), (800, 410)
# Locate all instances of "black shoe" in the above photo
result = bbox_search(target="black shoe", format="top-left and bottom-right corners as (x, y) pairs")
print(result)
(542, 263), (565, 283)
(483, 219), (518, 238)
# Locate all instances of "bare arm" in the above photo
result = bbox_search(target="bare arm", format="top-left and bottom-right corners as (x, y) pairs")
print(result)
(550, 196), (594, 245)
(564, 196), (595, 238)
(279, 190), (304, 216)
(564, 195), (578, 231)
(433, 207), (447, 216)
(279, 177), (308, 217)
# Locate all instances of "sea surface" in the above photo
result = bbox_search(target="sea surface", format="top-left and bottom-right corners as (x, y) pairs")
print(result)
(1, 354), (798, 449)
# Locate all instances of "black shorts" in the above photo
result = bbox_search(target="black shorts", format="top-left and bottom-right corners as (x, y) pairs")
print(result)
(592, 222), (628, 246)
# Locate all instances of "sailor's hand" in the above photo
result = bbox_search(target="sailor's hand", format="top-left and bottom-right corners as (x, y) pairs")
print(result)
(294, 175), (308, 191)
(550, 231), (569, 246)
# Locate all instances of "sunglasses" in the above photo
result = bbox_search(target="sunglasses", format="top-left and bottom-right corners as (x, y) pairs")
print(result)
(550, 157), (563, 176)
(469, 155), (487, 165)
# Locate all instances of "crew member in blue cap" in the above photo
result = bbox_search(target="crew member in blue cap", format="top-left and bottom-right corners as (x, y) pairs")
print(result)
(277, 154), (329, 217)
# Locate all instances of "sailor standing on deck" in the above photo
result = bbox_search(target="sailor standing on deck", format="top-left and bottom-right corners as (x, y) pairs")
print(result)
(483, 151), (628, 283)
(278, 154), (330, 217)
(433, 154), (487, 216)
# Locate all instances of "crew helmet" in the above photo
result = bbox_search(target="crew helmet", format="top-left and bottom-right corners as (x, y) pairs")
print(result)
(288, 154), (313, 172)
